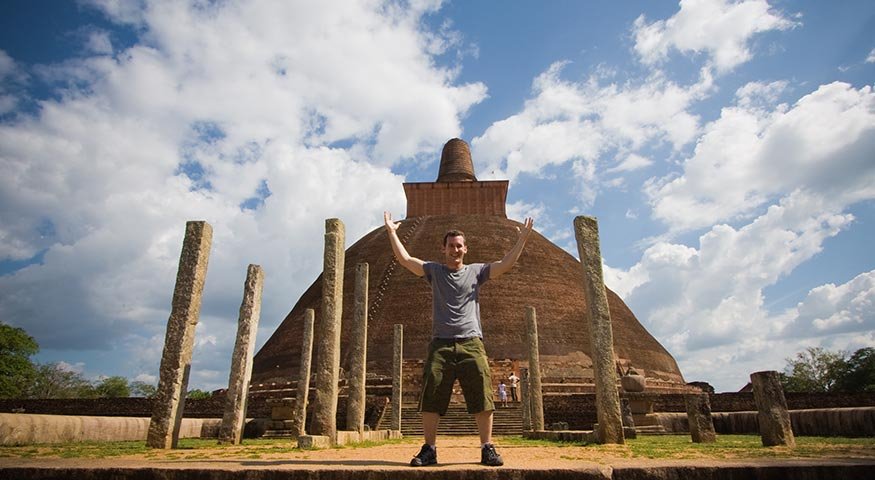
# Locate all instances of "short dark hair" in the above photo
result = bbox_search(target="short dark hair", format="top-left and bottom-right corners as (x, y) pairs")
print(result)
(443, 229), (466, 246)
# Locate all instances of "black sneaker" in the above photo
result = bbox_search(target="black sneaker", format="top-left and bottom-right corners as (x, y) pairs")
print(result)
(481, 443), (504, 466)
(410, 444), (437, 466)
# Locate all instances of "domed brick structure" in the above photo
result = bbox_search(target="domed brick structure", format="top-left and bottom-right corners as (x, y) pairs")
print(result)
(252, 139), (687, 393)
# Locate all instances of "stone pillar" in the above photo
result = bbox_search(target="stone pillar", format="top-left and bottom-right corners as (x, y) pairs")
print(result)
(525, 306), (545, 431)
(520, 367), (531, 432)
(218, 264), (264, 445)
(346, 262), (369, 433)
(574, 216), (624, 444)
(751, 370), (796, 447)
(391, 324), (403, 431)
(684, 393), (716, 443)
(147, 221), (213, 449)
(290, 309), (315, 437)
(311, 218), (345, 443)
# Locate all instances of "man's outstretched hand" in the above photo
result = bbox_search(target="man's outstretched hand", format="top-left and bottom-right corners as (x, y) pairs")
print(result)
(384, 211), (400, 233)
(516, 217), (534, 241)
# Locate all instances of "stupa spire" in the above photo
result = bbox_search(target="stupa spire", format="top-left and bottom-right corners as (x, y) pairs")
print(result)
(437, 138), (477, 182)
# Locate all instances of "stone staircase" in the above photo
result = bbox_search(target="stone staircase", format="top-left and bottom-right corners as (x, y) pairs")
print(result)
(383, 403), (524, 437)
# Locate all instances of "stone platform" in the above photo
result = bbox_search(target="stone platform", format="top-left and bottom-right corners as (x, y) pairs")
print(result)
(2, 435), (873, 479)
(2, 458), (872, 479)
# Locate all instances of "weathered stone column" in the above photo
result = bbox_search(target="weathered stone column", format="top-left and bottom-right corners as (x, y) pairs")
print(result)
(346, 263), (369, 433)
(520, 367), (531, 432)
(525, 307), (544, 431)
(218, 264), (264, 445)
(290, 309), (315, 437)
(574, 216), (624, 444)
(148, 221), (213, 449)
(311, 219), (345, 443)
(751, 370), (796, 447)
(391, 324), (403, 431)
(685, 393), (716, 443)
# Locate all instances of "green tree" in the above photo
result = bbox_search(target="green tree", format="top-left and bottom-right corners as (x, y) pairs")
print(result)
(130, 381), (157, 398)
(833, 347), (875, 393)
(94, 376), (131, 398)
(186, 389), (212, 400)
(28, 363), (95, 399)
(0, 322), (39, 398)
(780, 346), (846, 393)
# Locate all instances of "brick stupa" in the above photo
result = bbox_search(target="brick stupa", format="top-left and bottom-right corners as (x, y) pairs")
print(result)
(252, 138), (687, 396)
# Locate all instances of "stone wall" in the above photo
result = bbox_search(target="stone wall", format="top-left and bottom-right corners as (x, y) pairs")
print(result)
(0, 413), (222, 445)
(651, 392), (875, 413)
(542, 392), (875, 431)
(0, 397), (270, 419)
(651, 407), (875, 437)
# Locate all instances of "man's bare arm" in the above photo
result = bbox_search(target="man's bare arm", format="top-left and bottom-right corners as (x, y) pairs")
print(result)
(384, 211), (425, 277)
(490, 217), (534, 279)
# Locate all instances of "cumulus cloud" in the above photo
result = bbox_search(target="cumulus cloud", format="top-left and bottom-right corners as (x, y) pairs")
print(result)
(607, 153), (654, 173)
(472, 62), (709, 206)
(608, 191), (858, 389)
(781, 270), (875, 336)
(633, 0), (797, 73)
(84, 30), (114, 55)
(647, 82), (875, 233)
(608, 80), (875, 390)
(0, 49), (27, 115)
(0, 0), (484, 389)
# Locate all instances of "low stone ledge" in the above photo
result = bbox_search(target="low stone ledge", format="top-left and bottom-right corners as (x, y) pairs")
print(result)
(3, 460), (874, 480)
(0, 413), (222, 445)
(300, 430), (402, 448)
(524, 429), (598, 443)
(296, 435), (331, 449)
(611, 459), (875, 480)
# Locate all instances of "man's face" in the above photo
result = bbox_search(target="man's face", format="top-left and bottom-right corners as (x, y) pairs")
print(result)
(442, 235), (467, 269)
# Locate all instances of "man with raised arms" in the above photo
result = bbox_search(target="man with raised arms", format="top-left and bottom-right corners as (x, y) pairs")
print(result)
(383, 211), (534, 467)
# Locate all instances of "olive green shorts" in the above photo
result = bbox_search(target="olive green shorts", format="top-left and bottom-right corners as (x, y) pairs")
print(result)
(418, 337), (495, 415)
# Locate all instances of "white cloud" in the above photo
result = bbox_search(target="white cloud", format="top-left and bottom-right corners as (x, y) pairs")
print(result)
(867, 48), (875, 63)
(0, 49), (27, 115)
(506, 200), (545, 224)
(609, 190), (858, 390)
(633, 0), (797, 73)
(0, 0), (483, 389)
(735, 80), (788, 109)
(647, 82), (875, 233)
(472, 62), (709, 206)
(607, 153), (654, 173)
(85, 30), (114, 55)
(782, 270), (875, 335)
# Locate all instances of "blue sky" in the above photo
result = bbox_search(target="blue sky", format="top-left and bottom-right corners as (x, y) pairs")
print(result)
(1, 0), (873, 393)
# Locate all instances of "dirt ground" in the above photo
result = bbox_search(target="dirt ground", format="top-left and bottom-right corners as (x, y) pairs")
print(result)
(2, 435), (875, 472)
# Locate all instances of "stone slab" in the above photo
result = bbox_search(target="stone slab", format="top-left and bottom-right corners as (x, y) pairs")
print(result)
(4, 462), (875, 480)
(297, 430), (402, 449)
(296, 435), (332, 449)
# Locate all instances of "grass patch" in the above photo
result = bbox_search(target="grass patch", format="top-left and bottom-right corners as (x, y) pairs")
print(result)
(626, 435), (875, 460)
(0, 438), (302, 460)
(499, 436), (579, 448)
(1, 435), (872, 462)
(334, 437), (409, 450)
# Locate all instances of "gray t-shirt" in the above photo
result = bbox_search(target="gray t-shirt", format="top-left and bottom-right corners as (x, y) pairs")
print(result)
(423, 261), (491, 339)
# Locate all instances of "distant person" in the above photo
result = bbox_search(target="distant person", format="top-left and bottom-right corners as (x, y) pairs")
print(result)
(498, 380), (508, 408)
(508, 371), (519, 402)
(384, 211), (534, 467)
